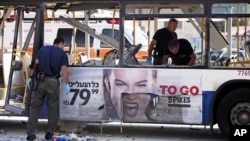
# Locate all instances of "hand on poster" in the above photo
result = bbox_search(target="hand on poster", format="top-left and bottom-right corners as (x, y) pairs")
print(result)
(65, 84), (70, 95)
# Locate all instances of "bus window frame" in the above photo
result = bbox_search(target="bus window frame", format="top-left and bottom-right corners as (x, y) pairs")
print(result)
(122, 1), (208, 67)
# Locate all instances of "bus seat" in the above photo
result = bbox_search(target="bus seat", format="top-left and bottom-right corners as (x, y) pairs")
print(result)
(245, 41), (250, 60)
(79, 53), (89, 64)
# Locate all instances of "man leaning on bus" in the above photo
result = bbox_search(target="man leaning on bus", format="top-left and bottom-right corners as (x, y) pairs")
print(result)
(162, 39), (196, 66)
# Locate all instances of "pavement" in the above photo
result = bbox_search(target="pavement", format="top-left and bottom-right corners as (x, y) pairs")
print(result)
(0, 116), (227, 141)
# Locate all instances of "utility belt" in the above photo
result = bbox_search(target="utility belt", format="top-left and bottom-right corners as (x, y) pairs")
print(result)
(153, 50), (164, 57)
(153, 47), (165, 57)
(32, 72), (60, 91)
(36, 72), (60, 81)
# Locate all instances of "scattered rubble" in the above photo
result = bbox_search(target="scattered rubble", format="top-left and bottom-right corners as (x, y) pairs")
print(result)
(51, 133), (96, 141)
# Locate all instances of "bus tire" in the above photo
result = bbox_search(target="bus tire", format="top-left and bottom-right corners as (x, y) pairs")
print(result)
(216, 88), (250, 138)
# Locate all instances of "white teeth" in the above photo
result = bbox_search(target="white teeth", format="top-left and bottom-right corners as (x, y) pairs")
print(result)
(125, 103), (138, 108)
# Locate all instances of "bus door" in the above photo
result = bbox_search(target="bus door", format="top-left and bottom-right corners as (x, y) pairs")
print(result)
(0, 7), (14, 106)
(4, 7), (45, 117)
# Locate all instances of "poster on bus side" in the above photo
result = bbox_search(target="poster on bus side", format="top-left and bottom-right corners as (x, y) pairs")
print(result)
(59, 67), (202, 124)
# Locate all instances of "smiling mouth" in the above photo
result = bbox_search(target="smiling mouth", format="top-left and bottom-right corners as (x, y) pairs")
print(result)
(124, 102), (139, 118)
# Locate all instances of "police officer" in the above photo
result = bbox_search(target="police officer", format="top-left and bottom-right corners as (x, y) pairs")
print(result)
(26, 37), (70, 141)
(146, 18), (178, 65)
(162, 39), (196, 66)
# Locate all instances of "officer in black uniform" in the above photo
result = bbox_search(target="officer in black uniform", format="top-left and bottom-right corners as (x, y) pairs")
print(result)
(163, 38), (196, 66)
(146, 18), (178, 65)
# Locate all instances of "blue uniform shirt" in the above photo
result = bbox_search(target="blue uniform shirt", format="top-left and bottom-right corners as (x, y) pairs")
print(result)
(36, 45), (68, 75)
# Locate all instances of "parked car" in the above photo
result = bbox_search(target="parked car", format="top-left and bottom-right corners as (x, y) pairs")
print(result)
(194, 49), (214, 62)
(212, 47), (246, 61)
(195, 47), (247, 65)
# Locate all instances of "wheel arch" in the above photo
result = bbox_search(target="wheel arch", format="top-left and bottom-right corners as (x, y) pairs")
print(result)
(209, 79), (250, 124)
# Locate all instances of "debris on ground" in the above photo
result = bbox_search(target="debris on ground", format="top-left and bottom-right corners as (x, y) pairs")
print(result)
(51, 132), (96, 141)
(0, 128), (6, 135)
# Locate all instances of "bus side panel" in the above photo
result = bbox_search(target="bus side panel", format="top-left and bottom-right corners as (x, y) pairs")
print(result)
(59, 68), (249, 124)
(59, 68), (204, 124)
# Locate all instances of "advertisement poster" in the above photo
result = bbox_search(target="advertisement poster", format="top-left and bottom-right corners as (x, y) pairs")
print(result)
(148, 69), (203, 124)
(60, 68), (104, 121)
(60, 67), (203, 124)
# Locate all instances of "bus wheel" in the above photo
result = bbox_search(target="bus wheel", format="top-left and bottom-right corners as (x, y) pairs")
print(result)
(216, 88), (250, 137)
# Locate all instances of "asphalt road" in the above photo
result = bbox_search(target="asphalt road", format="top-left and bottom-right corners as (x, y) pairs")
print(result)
(0, 116), (228, 141)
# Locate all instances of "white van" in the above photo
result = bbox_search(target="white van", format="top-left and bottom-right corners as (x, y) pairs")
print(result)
(53, 19), (149, 61)
(3, 10), (149, 64)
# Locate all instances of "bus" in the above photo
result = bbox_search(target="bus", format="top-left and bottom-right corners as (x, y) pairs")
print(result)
(0, 0), (250, 139)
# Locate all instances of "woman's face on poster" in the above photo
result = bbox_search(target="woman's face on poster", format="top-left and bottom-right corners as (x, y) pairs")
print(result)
(110, 69), (155, 121)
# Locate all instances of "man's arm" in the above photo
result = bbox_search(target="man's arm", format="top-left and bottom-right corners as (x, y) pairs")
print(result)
(148, 39), (157, 55)
(187, 52), (196, 66)
(61, 65), (69, 84)
(162, 55), (169, 64)
(29, 59), (39, 77)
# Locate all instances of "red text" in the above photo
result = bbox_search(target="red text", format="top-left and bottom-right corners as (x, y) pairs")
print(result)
(160, 85), (199, 95)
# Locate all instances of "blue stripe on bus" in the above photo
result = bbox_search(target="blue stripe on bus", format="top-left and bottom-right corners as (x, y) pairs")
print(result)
(202, 91), (215, 123)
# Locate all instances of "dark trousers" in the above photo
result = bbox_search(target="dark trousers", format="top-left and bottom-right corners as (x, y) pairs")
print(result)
(27, 77), (60, 136)
(153, 56), (163, 65)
